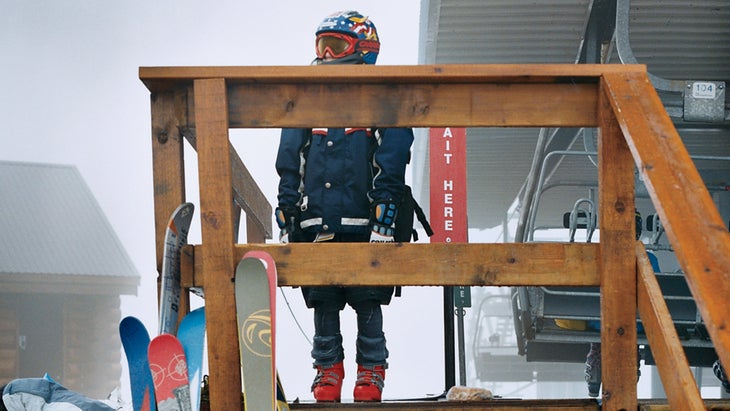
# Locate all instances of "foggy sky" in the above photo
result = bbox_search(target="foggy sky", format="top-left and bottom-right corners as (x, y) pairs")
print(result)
(1, 0), (453, 403)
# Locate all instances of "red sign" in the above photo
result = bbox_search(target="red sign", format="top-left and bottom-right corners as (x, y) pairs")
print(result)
(429, 127), (468, 243)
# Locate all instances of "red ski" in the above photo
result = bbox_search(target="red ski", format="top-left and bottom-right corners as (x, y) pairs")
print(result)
(148, 334), (192, 411)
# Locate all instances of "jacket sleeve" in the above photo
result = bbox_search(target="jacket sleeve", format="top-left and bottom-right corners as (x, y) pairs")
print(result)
(369, 127), (415, 204)
(275, 128), (309, 209)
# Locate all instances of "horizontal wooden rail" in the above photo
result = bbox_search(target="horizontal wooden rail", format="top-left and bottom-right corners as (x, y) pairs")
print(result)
(636, 241), (704, 411)
(140, 64), (647, 89)
(222, 83), (597, 128)
(139, 65), (647, 129)
(181, 242), (600, 288)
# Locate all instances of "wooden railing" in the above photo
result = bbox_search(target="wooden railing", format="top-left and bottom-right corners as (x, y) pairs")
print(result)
(140, 64), (730, 411)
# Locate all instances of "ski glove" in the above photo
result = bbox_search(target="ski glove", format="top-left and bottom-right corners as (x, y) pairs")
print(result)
(369, 201), (398, 243)
(275, 206), (299, 244)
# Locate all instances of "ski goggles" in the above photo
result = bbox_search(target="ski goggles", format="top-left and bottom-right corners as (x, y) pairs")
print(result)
(315, 32), (379, 59)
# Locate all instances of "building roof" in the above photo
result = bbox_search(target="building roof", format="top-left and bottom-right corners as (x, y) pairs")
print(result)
(0, 161), (139, 295)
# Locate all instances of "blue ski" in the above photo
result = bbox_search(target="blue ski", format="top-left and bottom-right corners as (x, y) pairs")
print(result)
(120, 316), (156, 411)
(177, 307), (206, 411)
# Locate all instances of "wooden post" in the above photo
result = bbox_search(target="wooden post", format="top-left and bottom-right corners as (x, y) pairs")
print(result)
(193, 78), (241, 410)
(150, 90), (187, 317)
(602, 71), (730, 370)
(150, 90), (187, 269)
(597, 74), (637, 410)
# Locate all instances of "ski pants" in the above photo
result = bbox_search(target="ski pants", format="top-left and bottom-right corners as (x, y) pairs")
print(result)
(296, 231), (390, 367)
(311, 298), (389, 367)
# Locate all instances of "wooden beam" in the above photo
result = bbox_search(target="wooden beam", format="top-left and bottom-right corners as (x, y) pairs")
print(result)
(150, 90), (188, 325)
(223, 83), (598, 128)
(138, 65), (655, 129)
(287, 398), (600, 410)
(637, 400), (730, 410)
(150, 90), (187, 272)
(601, 71), (730, 371)
(598, 75), (637, 410)
(246, 214), (266, 244)
(193, 78), (241, 410)
(183, 243), (601, 288)
(636, 241), (704, 411)
(139, 64), (648, 92)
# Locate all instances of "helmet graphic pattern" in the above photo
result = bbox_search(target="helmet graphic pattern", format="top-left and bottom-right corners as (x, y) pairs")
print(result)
(316, 10), (379, 64)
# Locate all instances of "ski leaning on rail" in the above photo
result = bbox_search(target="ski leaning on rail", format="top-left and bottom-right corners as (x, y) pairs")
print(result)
(121, 308), (205, 411)
(120, 316), (156, 411)
(159, 202), (194, 336)
(177, 307), (206, 411)
(148, 333), (193, 411)
(122, 202), (195, 410)
(235, 251), (289, 411)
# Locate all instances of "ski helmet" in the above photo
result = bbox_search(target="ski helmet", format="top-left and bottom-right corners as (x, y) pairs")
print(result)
(314, 11), (380, 65)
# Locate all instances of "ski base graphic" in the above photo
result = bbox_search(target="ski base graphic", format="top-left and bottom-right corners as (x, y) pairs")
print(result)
(149, 334), (192, 411)
(235, 251), (289, 411)
(159, 202), (194, 336)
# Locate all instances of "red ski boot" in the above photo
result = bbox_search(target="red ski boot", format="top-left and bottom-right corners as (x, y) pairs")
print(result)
(353, 364), (386, 402)
(311, 362), (344, 402)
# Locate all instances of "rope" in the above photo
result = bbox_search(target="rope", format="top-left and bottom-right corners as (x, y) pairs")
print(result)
(279, 287), (313, 347)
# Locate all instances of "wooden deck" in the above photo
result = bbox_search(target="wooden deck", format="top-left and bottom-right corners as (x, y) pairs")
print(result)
(141, 64), (730, 411)
(288, 399), (599, 410)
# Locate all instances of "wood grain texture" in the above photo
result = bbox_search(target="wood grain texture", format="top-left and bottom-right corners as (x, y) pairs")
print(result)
(602, 71), (730, 372)
(636, 242), (704, 411)
(139, 64), (647, 90)
(223, 82), (598, 128)
(150, 90), (187, 273)
(193, 78), (241, 411)
(184, 243), (600, 288)
(598, 76), (637, 410)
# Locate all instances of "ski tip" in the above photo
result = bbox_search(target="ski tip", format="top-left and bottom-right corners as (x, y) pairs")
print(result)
(178, 307), (206, 336)
(167, 202), (195, 234)
(119, 316), (148, 336)
(175, 202), (195, 214)
(149, 333), (185, 350)
(120, 315), (142, 326)
(242, 250), (273, 260)
(241, 250), (276, 270)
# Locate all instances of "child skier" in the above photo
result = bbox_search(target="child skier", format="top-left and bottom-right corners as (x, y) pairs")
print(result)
(274, 10), (414, 402)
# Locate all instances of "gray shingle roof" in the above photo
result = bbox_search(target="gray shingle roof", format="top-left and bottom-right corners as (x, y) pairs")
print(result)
(0, 161), (140, 286)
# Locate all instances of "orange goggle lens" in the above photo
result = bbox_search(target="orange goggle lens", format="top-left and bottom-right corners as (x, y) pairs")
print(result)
(316, 33), (359, 58)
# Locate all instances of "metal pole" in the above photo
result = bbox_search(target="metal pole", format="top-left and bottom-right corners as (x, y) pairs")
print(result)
(457, 306), (467, 386)
(444, 287), (456, 391)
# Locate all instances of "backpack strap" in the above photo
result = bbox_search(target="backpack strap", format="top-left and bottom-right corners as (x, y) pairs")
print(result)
(412, 195), (434, 238)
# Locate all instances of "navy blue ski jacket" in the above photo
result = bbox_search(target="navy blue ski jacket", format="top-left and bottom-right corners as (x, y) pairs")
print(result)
(276, 127), (414, 235)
